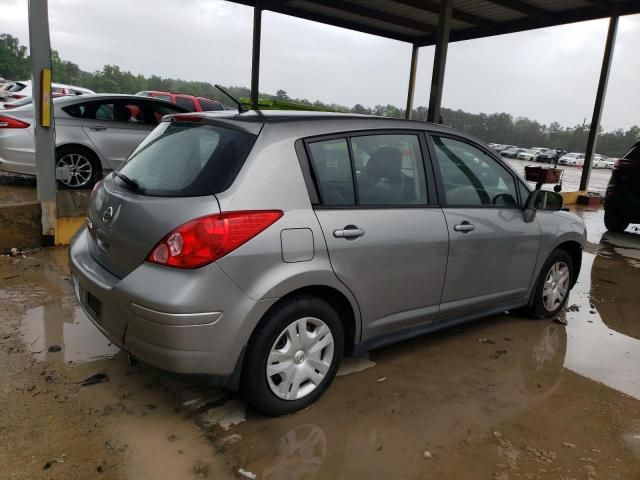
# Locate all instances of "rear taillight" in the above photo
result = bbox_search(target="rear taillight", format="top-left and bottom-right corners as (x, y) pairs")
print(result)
(614, 158), (633, 169)
(0, 115), (30, 128)
(147, 210), (283, 268)
(10, 94), (26, 100)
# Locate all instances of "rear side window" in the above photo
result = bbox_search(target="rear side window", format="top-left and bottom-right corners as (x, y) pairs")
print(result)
(175, 96), (196, 111)
(118, 122), (257, 197)
(624, 145), (640, 162)
(351, 134), (427, 205)
(307, 133), (428, 207)
(308, 139), (355, 206)
(198, 98), (224, 111)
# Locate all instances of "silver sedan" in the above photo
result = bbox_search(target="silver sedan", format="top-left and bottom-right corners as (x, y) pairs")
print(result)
(0, 94), (188, 189)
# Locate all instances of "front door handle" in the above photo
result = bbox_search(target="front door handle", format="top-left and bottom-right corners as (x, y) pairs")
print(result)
(453, 221), (475, 233)
(89, 126), (107, 132)
(333, 226), (365, 239)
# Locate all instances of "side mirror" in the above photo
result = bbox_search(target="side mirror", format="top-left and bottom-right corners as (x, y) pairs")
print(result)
(523, 190), (564, 222)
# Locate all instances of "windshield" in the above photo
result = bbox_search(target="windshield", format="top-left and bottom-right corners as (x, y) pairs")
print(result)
(118, 121), (257, 197)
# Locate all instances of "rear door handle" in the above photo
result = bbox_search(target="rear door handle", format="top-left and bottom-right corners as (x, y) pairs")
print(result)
(453, 221), (475, 233)
(333, 227), (365, 239)
(89, 126), (107, 132)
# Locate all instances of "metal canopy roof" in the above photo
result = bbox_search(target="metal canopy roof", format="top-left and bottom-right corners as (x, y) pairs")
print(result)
(231, 0), (640, 45)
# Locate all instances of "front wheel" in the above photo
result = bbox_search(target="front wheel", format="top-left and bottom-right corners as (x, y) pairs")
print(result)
(604, 210), (629, 232)
(241, 296), (344, 416)
(527, 250), (574, 318)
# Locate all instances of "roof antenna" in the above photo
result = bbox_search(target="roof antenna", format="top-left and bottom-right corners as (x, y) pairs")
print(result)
(214, 85), (248, 113)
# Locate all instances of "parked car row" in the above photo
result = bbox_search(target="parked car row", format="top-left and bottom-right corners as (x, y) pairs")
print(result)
(0, 94), (189, 188)
(488, 143), (613, 169)
(0, 79), (235, 189)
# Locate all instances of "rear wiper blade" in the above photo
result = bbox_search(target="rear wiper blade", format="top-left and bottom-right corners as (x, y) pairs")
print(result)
(112, 171), (142, 192)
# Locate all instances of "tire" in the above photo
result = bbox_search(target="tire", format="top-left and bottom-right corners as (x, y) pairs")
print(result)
(604, 210), (629, 233)
(56, 146), (100, 190)
(241, 295), (344, 416)
(527, 249), (574, 318)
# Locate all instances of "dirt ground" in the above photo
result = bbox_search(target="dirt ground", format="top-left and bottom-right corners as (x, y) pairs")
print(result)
(1, 207), (640, 480)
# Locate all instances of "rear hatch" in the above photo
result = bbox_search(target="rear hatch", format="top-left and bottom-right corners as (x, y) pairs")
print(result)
(87, 115), (261, 278)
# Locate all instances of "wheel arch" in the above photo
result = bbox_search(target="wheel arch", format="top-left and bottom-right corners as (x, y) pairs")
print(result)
(554, 240), (582, 287)
(56, 142), (105, 167)
(252, 285), (359, 356)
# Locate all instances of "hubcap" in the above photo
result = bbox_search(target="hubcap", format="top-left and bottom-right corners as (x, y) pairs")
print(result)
(542, 261), (570, 312)
(57, 153), (93, 188)
(266, 317), (334, 401)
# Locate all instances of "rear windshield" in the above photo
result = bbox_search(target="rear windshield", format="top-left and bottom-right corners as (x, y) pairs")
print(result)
(118, 121), (257, 197)
(623, 145), (640, 162)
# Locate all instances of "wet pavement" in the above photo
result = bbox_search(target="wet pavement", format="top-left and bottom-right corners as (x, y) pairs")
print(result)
(1, 206), (640, 480)
(506, 159), (612, 194)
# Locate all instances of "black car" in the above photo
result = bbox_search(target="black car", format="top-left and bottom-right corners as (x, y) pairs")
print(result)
(535, 149), (567, 164)
(604, 141), (640, 232)
(500, 147), (525, 159)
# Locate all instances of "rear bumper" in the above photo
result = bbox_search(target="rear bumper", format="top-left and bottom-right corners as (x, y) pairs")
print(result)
(68, 227), (276, 378)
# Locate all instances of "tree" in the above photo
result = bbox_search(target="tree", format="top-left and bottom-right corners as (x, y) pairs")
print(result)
(275, 89), (289, 100)
(0, 34), (30, 79)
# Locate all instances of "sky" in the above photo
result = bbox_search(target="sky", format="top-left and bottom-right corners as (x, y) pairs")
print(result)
(1, 0), (639, 131)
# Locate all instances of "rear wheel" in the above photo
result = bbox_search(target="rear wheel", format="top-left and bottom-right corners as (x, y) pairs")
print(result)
(527, 249), (574, 318)
(604, 210), (629, 232)
(56, 146), (100, 190)
(241, 296), (344, 416)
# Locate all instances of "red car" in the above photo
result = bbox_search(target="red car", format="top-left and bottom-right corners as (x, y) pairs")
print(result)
(135, 90), (224, 112)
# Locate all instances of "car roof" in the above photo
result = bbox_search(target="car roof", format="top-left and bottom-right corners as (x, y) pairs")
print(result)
(171, 109), (475, 140)
(53, 93), (181, 105)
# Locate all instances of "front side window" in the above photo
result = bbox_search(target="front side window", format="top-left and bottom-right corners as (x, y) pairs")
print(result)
(432, 136), (519, 207)
(152, 94), (172, 102)
(308, 139), (355, 206)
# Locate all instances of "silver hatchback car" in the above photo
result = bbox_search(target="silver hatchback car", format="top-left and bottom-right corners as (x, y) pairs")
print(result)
(69, 111), (586, 415)
(0, 94), (187, 188)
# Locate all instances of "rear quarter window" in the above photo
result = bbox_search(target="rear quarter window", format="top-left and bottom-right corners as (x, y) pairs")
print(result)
(118, 121), (257, 197)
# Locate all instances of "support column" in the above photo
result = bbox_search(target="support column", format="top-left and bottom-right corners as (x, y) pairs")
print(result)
(28, 0), (56, 243)
(250, 3), (262, 110)
(580, 14), (618, 192)
(426, 0), (451, 124)
(405, 44), (419, 120)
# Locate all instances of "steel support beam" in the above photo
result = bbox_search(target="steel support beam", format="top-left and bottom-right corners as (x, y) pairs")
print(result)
(250, 3), (262, 109)
(405, 44), (419, 120)
(28, 0), (56, 242)
(579, 14), (618, 192)
(426, 0), (451, 123)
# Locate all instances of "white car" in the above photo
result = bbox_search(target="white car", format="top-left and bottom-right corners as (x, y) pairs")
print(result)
(0, 80), (94, 103)
(591, 154), (608, 168)
(517, 149), (538, 161)
(605, 159), (615, 169)
(558, 153), (585, 167)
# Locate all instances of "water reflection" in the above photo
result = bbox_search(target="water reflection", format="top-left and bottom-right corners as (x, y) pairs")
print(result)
(19, 292), (119, 364)
(261, 425), (327, 480)
(223, 316), (567, 480)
